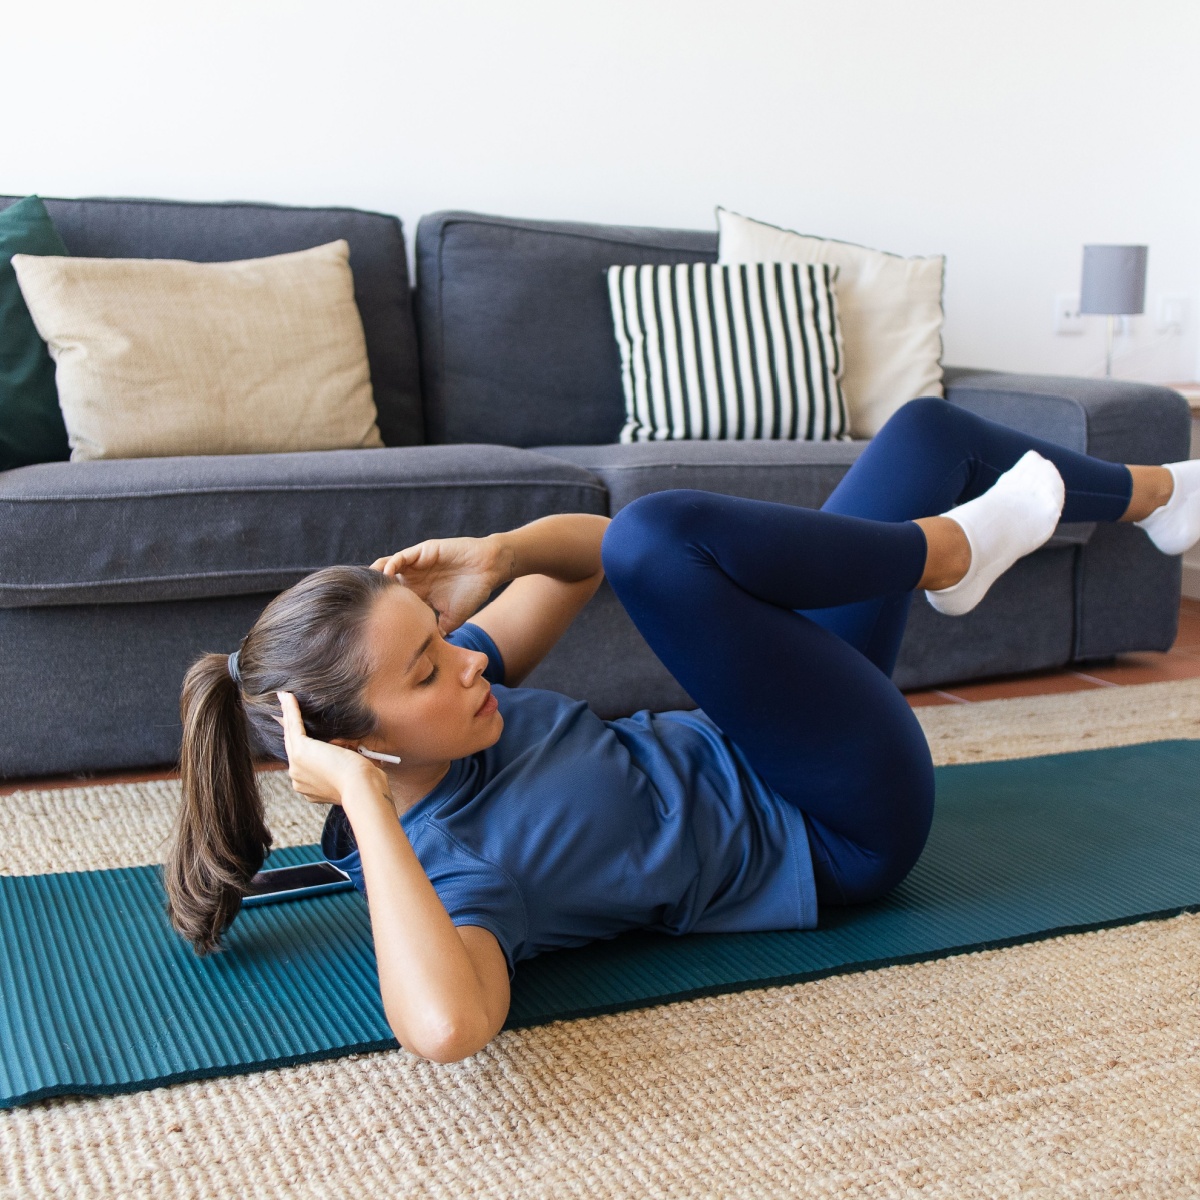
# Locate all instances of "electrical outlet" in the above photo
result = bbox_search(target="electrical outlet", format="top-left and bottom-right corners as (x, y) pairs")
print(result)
(1157, 295), (1188, 333)
(1055, 293), (1085, 335)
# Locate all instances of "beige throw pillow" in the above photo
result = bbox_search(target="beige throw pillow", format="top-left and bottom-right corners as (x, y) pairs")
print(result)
(717, 208), (945, 437)
(11, 240), (383, 461)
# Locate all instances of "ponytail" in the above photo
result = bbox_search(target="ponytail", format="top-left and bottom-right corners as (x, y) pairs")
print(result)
(165, 653), (272, 955)
(164, 565), (392, 954)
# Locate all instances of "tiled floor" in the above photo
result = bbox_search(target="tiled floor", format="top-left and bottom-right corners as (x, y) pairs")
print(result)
(6, 599), (1200, 797)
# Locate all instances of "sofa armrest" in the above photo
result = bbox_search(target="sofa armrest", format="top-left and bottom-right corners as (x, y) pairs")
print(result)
(943, 367), (1191, 466)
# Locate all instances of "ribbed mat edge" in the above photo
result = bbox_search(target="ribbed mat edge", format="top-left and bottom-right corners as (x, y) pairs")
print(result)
(502, 902), (1200, 1029)
(1, 1037), (399, 1111)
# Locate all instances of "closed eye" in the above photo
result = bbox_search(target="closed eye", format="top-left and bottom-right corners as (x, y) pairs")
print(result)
(419, 664), (439, 687)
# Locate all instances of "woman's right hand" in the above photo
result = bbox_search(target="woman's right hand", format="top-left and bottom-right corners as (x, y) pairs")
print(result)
(278, 691), (382, 808)
(370, 535), (508, 634)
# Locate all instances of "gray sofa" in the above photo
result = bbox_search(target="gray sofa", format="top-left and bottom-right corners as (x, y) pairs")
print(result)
(0, 197), (1189, 780)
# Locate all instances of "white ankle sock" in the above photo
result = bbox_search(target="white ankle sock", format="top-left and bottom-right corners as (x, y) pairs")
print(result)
(925, 450), (1066, 617)
(1135, 460), (1200, 555)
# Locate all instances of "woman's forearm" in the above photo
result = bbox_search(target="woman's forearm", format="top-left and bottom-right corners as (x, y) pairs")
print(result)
(341, 779), (491, 1060)
(487, 513), (610, 585)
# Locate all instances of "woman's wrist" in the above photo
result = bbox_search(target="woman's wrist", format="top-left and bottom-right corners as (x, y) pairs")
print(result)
(485, 532), (519, 588)
(339, 768), (397, 824)
(486, 516), (608, 585)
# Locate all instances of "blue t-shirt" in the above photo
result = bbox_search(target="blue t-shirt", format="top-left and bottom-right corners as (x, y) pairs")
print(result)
(322, 622), (817, 976)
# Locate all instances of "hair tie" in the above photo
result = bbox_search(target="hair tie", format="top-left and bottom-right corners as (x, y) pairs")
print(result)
(227, 649), (241, 686)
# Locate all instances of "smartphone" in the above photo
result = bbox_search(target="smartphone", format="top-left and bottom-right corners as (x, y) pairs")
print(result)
(242, 861), (354, 907)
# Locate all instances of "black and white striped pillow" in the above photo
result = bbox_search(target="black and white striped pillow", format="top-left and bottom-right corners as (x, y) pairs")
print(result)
(607, 262), (848, 442)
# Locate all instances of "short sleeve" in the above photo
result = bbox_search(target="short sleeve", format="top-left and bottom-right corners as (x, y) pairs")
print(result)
(415, 824), (528, 979)
(324, 809), (526, 979)
(446, 621), (506, 686)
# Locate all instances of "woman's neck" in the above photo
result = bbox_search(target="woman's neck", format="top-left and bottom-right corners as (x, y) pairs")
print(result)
(382, 759), (453, 817)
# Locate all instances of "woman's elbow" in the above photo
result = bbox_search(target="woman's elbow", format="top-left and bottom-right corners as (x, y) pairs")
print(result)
(392, 1010), (494, 1064)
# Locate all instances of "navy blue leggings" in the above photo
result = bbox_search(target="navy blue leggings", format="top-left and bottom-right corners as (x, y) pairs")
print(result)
(600, 397), (1136, 908)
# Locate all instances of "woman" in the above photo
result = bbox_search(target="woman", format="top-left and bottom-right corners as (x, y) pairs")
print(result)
(165, 397), (1200, 1064)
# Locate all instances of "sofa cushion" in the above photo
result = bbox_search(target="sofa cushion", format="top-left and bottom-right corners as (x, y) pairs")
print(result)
(0, 195), (424, 448)
(0, 447), (607, 608)
(606, 262), (849, 443)
(717, 208), (946, 437)
(13, 241), (383, 461)
(535, 439), (868, 513)
(415, 211), (717, 447)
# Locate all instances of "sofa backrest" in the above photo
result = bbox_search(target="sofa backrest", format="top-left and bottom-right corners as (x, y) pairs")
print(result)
(415, 211), (717, 447)
(0, 195), (425, 447)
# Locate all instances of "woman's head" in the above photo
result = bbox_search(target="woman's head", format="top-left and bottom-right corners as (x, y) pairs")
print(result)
(165, 565), (501, 954)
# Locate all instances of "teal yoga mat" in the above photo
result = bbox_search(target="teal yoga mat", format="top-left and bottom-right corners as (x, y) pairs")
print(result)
(3, 740), (1200, 1109)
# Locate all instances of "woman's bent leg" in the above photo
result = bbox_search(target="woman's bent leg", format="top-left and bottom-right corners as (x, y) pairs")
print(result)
(826, 396), (1134, 525)
(805, 397), (1137, 675)
(602, 489), (935, 906)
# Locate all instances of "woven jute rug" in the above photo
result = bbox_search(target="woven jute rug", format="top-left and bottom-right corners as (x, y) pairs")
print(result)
(3, 679), (1200, 1198)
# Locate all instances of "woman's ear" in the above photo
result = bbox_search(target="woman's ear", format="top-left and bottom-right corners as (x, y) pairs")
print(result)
(335, 739), (404, 765)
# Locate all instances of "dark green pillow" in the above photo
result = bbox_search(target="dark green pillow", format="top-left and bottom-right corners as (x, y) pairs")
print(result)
(0, 196), (70, 471)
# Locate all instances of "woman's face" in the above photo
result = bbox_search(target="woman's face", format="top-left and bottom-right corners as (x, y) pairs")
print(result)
(355, 584), (503, 764)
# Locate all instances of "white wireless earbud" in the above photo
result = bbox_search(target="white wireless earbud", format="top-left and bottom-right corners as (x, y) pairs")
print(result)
(357, 746), (402, 765)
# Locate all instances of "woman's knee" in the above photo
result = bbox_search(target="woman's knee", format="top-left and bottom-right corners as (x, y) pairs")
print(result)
(601, 490), (711, 587)
(876, 395), (965, 445)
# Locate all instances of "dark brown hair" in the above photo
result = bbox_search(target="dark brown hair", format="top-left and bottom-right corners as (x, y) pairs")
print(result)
(165, 565), (397, 954)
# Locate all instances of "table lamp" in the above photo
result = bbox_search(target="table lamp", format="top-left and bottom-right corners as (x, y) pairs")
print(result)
(1080, 244), (1148, 377)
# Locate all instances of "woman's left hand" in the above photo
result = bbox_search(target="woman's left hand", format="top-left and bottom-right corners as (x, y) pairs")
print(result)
(371, 535), (506, 634)
(277, 691), (382, 808)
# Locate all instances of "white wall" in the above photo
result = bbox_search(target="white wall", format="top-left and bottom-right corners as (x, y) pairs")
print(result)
(5, 0), (1198, 381)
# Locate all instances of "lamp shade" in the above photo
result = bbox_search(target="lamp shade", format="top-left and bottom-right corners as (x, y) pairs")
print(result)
(1079, 244), (1148, 315)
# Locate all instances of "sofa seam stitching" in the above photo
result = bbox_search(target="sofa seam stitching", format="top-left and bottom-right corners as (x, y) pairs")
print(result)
(435, 213), (714, 254)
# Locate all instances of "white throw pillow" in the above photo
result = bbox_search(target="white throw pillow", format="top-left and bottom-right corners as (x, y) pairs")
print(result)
(607, 262), (848, 442)
(717, 208), (944, 437)
(12, 240), (383, 461)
